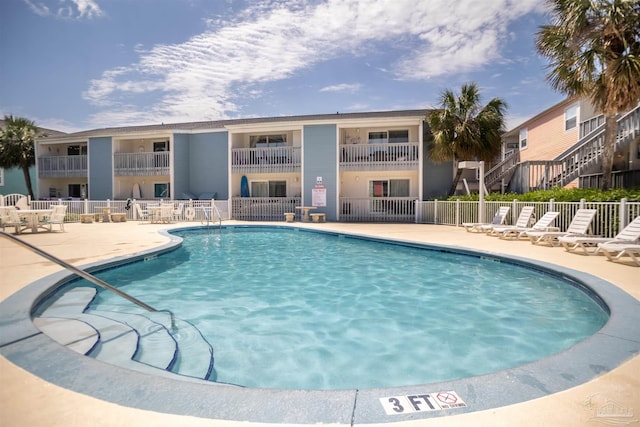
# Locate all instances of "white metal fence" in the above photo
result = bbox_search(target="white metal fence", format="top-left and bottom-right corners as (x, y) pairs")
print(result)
(4, 194), (639, 239)
(27, 199), (229, 223)
(416, 198), (640, 239)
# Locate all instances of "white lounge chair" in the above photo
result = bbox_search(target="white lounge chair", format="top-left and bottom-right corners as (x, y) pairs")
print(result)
(597, 241), (640, 266)
(483, 206), (535, 235)
(45, 205), (67, 232)
(492, 211), (560, 240)
(134, 203), (150, 224)
(525, 208), (597, 246)
(462, 206), (510, 233)
(558, 215), (640, 255)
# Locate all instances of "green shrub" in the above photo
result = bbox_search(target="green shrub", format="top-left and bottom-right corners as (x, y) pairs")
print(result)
(445, 187), (640, 202)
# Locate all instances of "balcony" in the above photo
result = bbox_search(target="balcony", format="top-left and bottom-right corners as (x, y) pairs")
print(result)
(231, 146), (301, 174)
(340, 143), (419, 171)
(38, 155), (87, 178)
(114, 152), (170, 176)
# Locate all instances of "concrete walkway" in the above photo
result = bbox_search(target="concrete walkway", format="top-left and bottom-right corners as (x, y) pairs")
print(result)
(1, 221), (638, 426)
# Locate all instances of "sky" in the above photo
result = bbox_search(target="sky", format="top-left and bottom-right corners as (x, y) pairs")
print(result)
(0, 0), (566, 134)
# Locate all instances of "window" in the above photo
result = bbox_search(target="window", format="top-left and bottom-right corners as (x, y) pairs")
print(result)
(388, 130), (409, 143)
(565, 104), (579, 131)
(250, 134), (287, 147)
(367, 130), (409, 144)
(369, 179), (410, 197)
(67, 145), (87, 155)
(368, 131), (388, 144)
(251, 180), (286, 197)
(68, 184), (87, 198)
(154, 183), (170, 198)
(519, 128), (528, 150)
(153, 141), (169, 152)
(369, 179), (410, 213)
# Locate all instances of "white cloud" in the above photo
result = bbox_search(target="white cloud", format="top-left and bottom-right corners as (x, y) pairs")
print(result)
(24, 0), (104, 20)
(320, 83), (362, 93)
(84, 0), (543, 126)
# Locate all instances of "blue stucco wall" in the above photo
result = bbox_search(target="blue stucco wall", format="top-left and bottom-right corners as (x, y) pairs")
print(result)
(423, 157), (453, 199)
(187, 132), (229, 199)
(88, 137), (113, 199)
(303, 124), (337, 220)
(1, 167), (35, 196)
(172, 134), (190, 198)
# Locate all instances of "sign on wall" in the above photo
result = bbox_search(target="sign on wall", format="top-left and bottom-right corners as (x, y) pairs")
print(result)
(312, 176), (326, 207)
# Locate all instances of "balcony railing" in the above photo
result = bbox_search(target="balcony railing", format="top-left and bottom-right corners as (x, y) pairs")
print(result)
(38, 155), (88, 178)
(231, 197), (301, 221)
(340, 197), (417, 222)
(232, 147), (301, 174)
(340, 143), (419, 171)
(114, 152), (170, 176)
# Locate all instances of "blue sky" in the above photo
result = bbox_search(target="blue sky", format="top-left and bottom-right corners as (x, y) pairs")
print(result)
(0, 0), (565, 133)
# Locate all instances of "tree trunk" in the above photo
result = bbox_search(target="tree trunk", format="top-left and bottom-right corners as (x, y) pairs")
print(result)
(600, 113), (618, 191)
(21, 163), (35, 200)
(447, 167), (464, 196)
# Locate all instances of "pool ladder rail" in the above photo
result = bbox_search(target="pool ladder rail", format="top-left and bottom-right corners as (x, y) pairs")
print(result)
(1, 231), (216, 381)
(201, 203), (223, 228)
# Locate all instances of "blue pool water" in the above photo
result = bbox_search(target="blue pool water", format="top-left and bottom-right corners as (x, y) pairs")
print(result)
(83, 227), (608, 390)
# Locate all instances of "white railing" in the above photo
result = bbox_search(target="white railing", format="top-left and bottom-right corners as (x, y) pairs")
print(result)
(340, 143), (419, 171)
(16, 196), (640, 237)
(340, 197), (417, 222)
(231, 147), (301, 174)
(231, 197), (301, 221)
(114, 152), (170, 176)
(37, 155), (87, 178)
(416, 198), (640, 239)
(28, 199), (230, 223)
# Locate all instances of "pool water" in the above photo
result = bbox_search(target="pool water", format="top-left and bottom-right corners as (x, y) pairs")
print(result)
(84, 227), (608, 390)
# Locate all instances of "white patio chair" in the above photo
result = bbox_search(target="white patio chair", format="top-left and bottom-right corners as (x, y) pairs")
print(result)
(45, 205), (68, 232)
(173, 203), (184, 222)
(160, 203), (174, 223)
(134, 203), (150, 224)
(0, 207), (26, 234)
(15, 197), (30, 210)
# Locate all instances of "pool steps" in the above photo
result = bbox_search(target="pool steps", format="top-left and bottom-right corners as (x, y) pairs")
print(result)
(34, 287), (215, 382)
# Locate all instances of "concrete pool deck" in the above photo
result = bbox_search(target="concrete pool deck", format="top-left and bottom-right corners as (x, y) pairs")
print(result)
(0, 221), (638, 426)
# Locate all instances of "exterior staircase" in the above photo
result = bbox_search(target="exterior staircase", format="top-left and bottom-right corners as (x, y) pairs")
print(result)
(33, 287), (216, 382)
(486, 104), (640, 193)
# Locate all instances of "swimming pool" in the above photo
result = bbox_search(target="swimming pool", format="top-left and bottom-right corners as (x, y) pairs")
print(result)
(71, 227), (606, 389)
(2, 224), (638, 424)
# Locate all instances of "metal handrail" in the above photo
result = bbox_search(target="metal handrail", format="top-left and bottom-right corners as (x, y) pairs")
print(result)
(211, 203), (222, 228)
(0, 231), (175, 327)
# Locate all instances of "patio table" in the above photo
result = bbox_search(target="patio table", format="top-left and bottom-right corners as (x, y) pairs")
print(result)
(295, 206), (317, 222)
(17, 209), (53, 233)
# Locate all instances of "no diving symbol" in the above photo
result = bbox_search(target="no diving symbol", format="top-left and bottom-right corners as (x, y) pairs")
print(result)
(437, 392), (457, 405)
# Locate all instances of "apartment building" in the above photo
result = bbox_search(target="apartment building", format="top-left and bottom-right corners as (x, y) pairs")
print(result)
(32, 110), (454, 222)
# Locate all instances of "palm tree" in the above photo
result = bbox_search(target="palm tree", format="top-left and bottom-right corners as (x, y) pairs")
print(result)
(0, 115), (45, 199)
(536, 0), (640, 191)
(427, 82), (507, 196)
